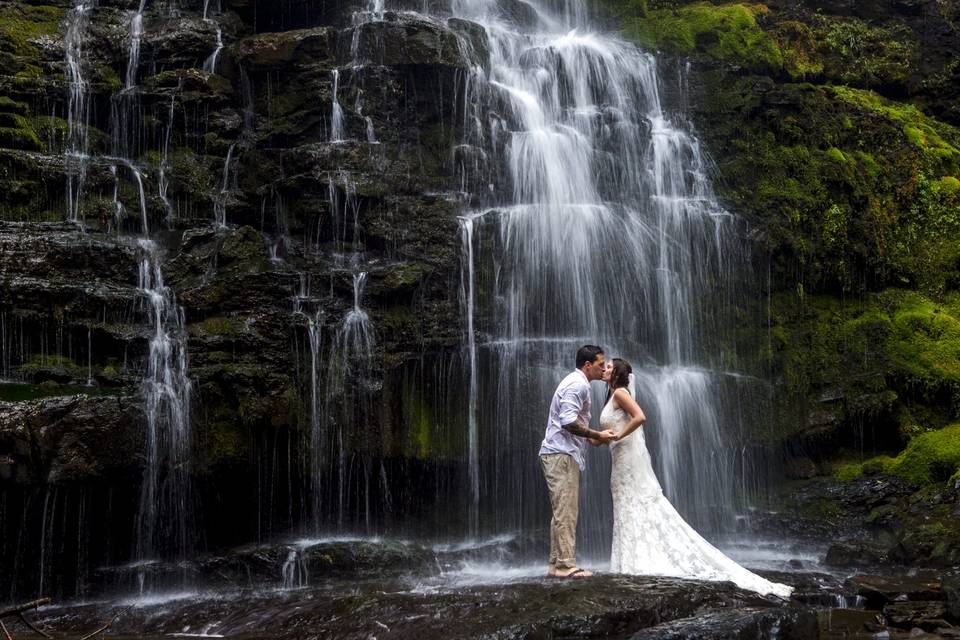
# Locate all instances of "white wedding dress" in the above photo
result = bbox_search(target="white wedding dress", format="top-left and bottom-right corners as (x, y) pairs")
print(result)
(602, 393), (793, 598)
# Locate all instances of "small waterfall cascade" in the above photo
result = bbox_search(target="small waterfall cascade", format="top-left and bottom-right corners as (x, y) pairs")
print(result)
(459, 215), (481, 536)
(329, 69), (346, 143)
(451, 0), (760, 552)
(281, 548), (309, 590)
(202, 0), (223, 74)
(213, 143), (236, 228)
(326, 170), (361, 254)
(158, 88), (178, 221)
(292, 274), (325, 530)
(134, 238), (194, 574)
(59, 0), (199, 583)
(125, 1), (146, 91)
(335, 273), (377, 377)
(310, 272), (378, 531)
(64, 0), (95, 223)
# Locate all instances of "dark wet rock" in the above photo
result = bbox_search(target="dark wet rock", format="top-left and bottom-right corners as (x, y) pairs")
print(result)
(850, 573), (946, 610)
(0, 394), (142, 484)
(825, 540), (897, 568)
(816, 608), (888, 636)
(229, 27), (333, 72)
(347, 14), (485, 69)
(0, 222), (139, 285)
(784, 456), (818, 480)
(630, 607), (819, 639)
(35, 574), (791, 639)
(944, 571), (960, 621)
(884, 601), (949, 629)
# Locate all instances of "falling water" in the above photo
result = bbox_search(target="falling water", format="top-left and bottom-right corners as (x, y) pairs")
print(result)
(451, 0), (759, 552)
(293, 274), (325, 528)
(124, 2), (147, 91)
(135, 238), (194, 572)
(329, 70), (346, 142)
(281, 548), (309, 589)
(203, 23), (223, 73)
(213, 143), (235, 228)
(158, 90), (177, 221)
(64, 0), (95, 223)
(459, 215), (480, 536)
(336, 273), (376, 378)
(313, 272), (377, 530)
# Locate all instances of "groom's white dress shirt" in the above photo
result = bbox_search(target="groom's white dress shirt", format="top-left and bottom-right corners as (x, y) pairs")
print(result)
(539, 369), (592, 471)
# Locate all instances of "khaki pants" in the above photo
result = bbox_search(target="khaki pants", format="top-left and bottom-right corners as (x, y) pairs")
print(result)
(540, 453), (579, 570)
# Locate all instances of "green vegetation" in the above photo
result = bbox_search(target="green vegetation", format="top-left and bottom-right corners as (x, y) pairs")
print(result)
(831, 86), (960, 170)
(195, 316), (244, 338)
(0, 4), (64, 78)
(0, 381), (127, 402)
(610, 3), (784, 72)
(817, 17), (917, 88)
(772, 291), (960, 408)
(845, 425), (960, 487)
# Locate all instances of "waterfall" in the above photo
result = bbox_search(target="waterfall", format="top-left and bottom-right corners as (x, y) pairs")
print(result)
(329, 70), (346, 142)
(452, 0), (758, 551)
(281, 548), (308, 589)
(158, 90), (177, 221)
(40, 0), (199, 569)
(459, 215), (480, 536)
(135, 238), (193, 571)
(203, 25), (223, 73)
(213, 143), (235, 228)
(317, 272), (377, 530)
(293, 274), (325, 529)
(336, 273), (376, 376)
(202, 14), (223, 74)
(64, 0), (95, 223)
(124, 2), (146, 91)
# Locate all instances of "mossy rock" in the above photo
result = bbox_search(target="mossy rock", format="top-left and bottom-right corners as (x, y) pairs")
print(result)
(607, 2), (784, 73)
(0, 4), (63, 78)
(863, 424), (960, 487)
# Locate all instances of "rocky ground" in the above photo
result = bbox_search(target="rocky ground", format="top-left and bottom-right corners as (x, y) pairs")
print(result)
(2, 536), (958, 639)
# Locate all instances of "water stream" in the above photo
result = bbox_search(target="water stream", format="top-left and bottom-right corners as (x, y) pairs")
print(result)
(448, 0), (760, 554)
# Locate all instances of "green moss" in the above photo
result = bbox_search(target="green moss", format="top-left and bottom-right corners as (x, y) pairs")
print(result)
(863, 455), (897, 475)
(0, 381), (127, 401)
(938, 176), (960, 194)
(834, 461), (864, 481)
(0, 112), (45, 152)
(831, 86), (960, 170)
(0, 5), (64, 77)
(817, 17), (917, 89)
(612, 2), (784, 72)
(886, 292), (960, 391)
(408, 394), (432, 459)
(825, 147), (847, 164)
(196, 316), (243, 338)
(875, 424), (960, 486)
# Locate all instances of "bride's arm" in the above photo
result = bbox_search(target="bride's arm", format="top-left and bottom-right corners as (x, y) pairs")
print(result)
(613, 388), (646, 440)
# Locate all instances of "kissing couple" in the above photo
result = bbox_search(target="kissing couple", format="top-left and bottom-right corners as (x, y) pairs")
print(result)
(538, 345), (793, 598)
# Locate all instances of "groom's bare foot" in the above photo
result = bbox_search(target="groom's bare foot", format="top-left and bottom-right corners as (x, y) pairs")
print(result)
(555, 567), (593, 578)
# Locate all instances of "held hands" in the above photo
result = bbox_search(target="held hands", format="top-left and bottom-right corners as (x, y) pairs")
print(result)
(595, 429), (617, 444)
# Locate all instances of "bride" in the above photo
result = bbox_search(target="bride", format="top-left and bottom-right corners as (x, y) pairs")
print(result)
(600, 358), (793, 598)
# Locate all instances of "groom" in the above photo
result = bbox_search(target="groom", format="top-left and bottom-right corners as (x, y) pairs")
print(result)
(539, 345), (616, 578)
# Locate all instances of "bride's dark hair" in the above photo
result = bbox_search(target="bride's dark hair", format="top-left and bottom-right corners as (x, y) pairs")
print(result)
(605, 358), (633, 404)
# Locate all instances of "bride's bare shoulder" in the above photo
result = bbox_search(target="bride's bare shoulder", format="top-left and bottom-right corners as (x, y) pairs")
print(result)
(612, 387), (631, 405)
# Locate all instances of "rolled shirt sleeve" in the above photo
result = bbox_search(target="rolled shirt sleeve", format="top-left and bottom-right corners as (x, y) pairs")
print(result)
(556, 387), (585, 427)
(540, 370), (593, 470)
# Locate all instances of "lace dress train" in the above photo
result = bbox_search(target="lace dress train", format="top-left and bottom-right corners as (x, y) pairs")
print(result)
(602, 399), (792, 599)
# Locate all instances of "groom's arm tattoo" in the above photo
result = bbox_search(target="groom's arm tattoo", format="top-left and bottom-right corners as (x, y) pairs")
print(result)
(561, 420), (594, 438)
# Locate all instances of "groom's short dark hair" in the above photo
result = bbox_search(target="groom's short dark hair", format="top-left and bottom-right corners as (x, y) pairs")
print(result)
(576, 345), (603, 369)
